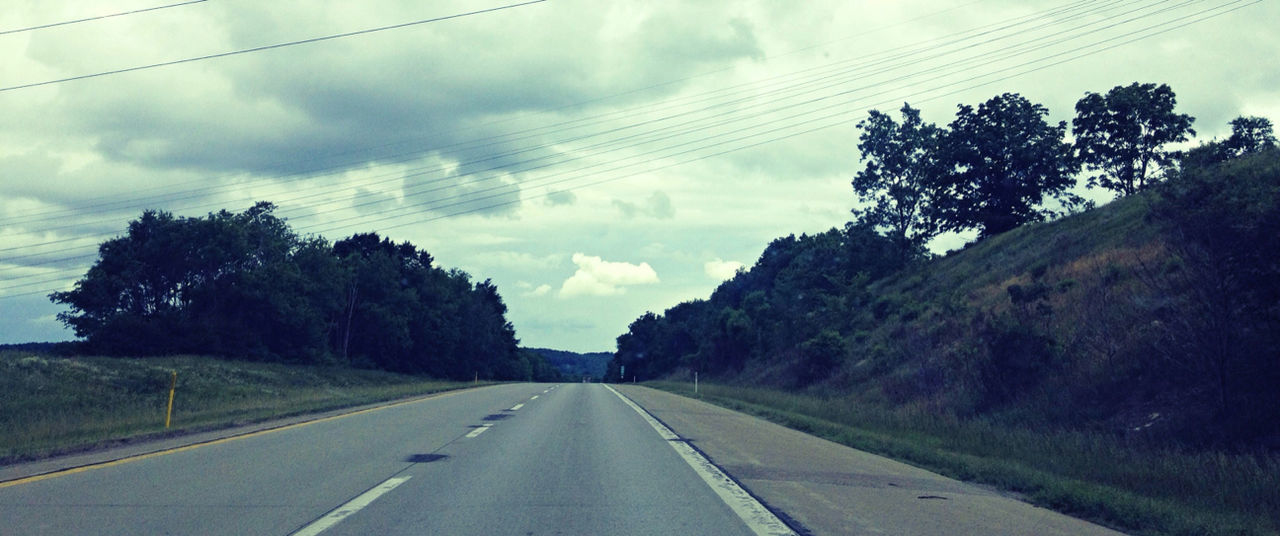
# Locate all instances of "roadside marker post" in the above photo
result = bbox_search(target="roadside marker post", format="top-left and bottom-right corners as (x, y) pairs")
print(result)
(164, 371), (177, 429)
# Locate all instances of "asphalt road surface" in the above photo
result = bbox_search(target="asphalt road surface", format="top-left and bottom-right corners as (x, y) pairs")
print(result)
(0, 383), (1125, 535)
(0, 383), (776, 535)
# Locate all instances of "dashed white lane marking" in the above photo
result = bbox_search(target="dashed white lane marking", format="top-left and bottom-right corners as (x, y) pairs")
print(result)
(465, 424), (493, 438)
(291, 476), (411, 536)
(509, 403), (524, 411)
(530, 395), (539, 400)
(604, 385), (796, 536)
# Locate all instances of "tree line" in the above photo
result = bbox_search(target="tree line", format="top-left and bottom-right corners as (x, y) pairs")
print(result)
(50, 202), (561, 381)
(607, 82), (1280, 441)
(851, 82), (1272, 250)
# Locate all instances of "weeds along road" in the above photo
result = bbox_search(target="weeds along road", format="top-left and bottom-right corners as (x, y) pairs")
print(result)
(0, 383), (1123, 535)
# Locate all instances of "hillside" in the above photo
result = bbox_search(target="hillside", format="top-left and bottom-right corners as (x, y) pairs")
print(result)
(610, 148), (1280, 448)
(526, 348), (612, 380)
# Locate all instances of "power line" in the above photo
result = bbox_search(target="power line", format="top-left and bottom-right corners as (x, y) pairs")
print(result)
(0, 0), (548, 92)
(0, 0), (1259, 298)
(0, 0), (1227, 251)
(299, 0), (1253, 234)
(0, 0), (1217, 237)
(0, 0), (208, 36)
(0, 0), (1134, 234)
(0, 0), (1003, 227)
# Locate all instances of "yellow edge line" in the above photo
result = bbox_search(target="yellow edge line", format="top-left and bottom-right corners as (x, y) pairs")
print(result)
(0, 387), (475, 489)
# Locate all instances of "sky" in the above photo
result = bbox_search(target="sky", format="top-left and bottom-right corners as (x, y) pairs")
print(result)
(1, 0), (1276, 353)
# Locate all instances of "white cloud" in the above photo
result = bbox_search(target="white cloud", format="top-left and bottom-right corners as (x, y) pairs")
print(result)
(559, 253), (659, 297)
(704, 258), (745, 280)
(514, 281), (553, 297)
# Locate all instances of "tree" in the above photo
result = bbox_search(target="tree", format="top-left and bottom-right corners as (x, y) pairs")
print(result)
(50, 204), (524, 374)
(1224, 115), (1276, 157)
(936, 93), (1080, 238)
(1149, 148), (1280, 438)
(1181, 116), (1277, 170)
(1073, 82), (1195, 197)
(49, 202), (326, 358)
(852, 103), (946, 251)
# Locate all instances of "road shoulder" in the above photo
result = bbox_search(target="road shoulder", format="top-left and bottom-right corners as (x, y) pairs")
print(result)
(616, 385), (1127, 536)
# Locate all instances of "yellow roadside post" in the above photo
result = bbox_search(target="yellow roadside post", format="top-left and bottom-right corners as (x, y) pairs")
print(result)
(165, 370), (177, 429)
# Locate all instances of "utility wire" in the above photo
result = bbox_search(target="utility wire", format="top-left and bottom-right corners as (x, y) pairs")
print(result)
(0, 0), (1258, 297)
(0, 0), (208, 36)
(0, 0), (1223, 258)
(301, 0), (1251, 234)
(0, 0), (1011, 226)
(0, 0), (1129, 234)
(0, 0), (547, 92)
(0, 0), (1218, 239)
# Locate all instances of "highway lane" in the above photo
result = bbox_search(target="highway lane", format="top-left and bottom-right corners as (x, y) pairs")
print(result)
(322, 383), (761, 535)
(0, 383), (770, 535)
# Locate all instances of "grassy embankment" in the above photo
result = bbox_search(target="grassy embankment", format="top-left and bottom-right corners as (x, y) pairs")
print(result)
(0, 352), (476, 464)
(648, 381), (1279, 536)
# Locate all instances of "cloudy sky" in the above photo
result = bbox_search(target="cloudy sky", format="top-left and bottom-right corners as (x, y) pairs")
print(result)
(1, 0), (1276, 352)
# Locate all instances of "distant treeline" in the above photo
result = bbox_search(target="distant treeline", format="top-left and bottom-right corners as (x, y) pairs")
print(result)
(526, 348), (612, 380)
(609, 85), (1279, 445)
(50, 202), (560, 382)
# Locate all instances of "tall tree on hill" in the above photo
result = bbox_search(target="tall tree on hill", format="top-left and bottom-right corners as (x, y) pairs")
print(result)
(851, 103), (946, 252)
(1224, 116), (1277, 156)
(1181, 116), (1277, 169)
(1073, 82), (1196, 197)
(935, 93), (1080, 238)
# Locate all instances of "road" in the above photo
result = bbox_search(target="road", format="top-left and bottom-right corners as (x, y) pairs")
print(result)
(0, 383), (776, 535)
(0, 383), (1125, 535)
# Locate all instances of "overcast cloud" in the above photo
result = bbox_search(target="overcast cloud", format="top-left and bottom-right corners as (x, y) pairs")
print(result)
(1, 0), (1276, 352)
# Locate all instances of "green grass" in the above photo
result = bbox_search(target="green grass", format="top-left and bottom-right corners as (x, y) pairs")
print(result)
(648, 381), (1280, 536)
(0, 351), (476, 463)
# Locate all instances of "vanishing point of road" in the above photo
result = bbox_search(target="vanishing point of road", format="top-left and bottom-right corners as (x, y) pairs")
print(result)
(0, 383), (1125, 535)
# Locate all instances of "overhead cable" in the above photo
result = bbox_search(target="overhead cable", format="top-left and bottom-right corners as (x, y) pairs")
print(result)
(0, 0), (208, 36)
(0, 0), (548, 92)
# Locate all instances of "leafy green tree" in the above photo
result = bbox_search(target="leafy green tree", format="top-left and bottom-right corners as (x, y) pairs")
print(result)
(52, 204), (523, 375)
(51, 202), (311, 357)
(1072, 82), (1195, 197)
(1181, 116), (1277, 169)
(612, 312), (663, 381)
(1224, 115), (1276, 156)
(1151, 148), (1280, 438)
(937, 93), (1081, 237)
(852, 103), (946, 251)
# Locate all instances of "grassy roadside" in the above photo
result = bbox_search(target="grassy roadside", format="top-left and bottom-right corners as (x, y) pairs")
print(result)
(647, 381), (1280, 536)
(1, 351), (478, 464)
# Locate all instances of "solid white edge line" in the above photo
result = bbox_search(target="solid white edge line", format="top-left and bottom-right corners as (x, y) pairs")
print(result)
(291, 476), (411, 536)
(603, 385), (796, 536)
(465, 424), (493, 438)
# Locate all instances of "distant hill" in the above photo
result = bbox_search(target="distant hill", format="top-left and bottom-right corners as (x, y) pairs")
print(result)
(526, 348), (612, 380)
